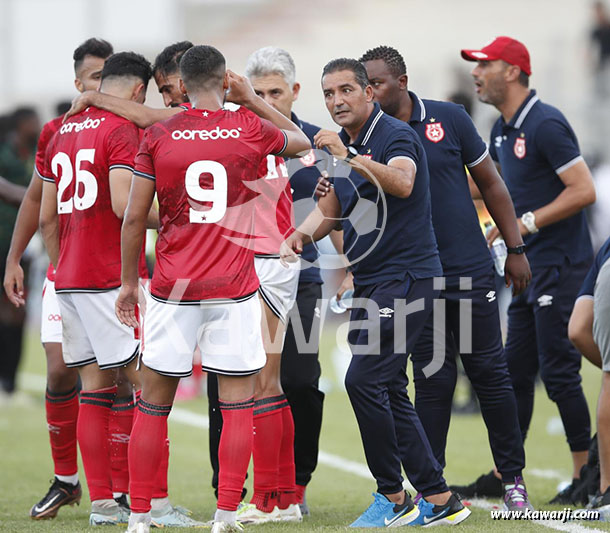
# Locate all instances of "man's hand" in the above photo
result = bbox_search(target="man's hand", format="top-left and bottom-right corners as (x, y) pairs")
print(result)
(486, 218), (528, 246)
(313, 130), (348, 160)
(63, 91), (96, 122)
(115, 284), (140, 329)
(504, 253), (532, 296)
(337, 271), (354, 300)
(315, 174), (332, 198)
(280, 233), (303, 267)
(225, 70), (257, 107)
(3, 261), (25, 307)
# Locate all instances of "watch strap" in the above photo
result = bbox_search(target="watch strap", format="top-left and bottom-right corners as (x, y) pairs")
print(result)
(507, 244), (526, 255)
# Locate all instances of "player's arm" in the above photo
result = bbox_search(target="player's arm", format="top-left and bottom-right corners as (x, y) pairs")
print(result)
(4, 172), (43, 306)
(65, 91), (182, 129)
(470, 155), (531, 295)
(116, 177), (155, 328)
(280, 189), (341, 265)
(39, 181), (59, 267)
(528, 160), (596, 228)
(225, 70), (310, 158)
(313, 130), (414, 198)
(110, 168), (158, 229)
(0, 175), (26, 206)
(568, 296), (602, 368)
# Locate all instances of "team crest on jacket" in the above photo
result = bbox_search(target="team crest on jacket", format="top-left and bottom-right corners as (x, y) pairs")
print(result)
(514, 137), (526, 159)
(425, 122), (445, 143)
(299, 149), (316, 167)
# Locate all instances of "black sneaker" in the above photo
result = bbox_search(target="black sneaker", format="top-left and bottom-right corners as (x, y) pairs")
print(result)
(588, 487), (610, 509)
(115, 493), (130, 513)
(450, 470), (503, 499)
(30, 478), (82, 519)
(548, 478), (583, 505)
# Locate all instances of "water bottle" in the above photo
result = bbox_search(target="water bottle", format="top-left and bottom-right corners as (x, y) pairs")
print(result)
(330, 289), (354, 314)
(485, 222), (507, 277)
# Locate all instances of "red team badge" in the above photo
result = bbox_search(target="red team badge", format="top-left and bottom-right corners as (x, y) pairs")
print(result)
(514, 137), (526, 159)
(425, 122), (445, 143)
(299, 149), (316, 167)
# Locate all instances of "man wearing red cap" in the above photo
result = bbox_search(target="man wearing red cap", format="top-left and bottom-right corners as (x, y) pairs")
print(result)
(460, 36), (597, 504)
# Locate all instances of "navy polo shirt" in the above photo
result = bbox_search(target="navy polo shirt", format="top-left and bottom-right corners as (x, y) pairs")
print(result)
(333, 103), (442, 285)
(408, 91), (492, 277)
(578, 237), (610, 298)
(489, 90), (593, 267)
(287, 112), (323, 284)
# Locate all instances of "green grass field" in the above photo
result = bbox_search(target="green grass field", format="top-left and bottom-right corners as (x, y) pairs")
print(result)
(1, 327), (610, 532)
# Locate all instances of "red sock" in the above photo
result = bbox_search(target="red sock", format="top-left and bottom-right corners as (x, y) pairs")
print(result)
(109, 394), (136, 494)
(250, 395), (285, 512)
(217, 397), (254, 512)
(78, 386), (116, 501)
(152, 424), (169, 499)
(296, 484), (306, 505)
(46, 388), (79, 477)
(129, 399), (172, 513)
(277, 399), (297, 509)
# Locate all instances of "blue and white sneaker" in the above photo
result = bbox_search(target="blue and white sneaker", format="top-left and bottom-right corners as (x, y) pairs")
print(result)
(410, 493), (471, 527)
(350, 492), (419, 528)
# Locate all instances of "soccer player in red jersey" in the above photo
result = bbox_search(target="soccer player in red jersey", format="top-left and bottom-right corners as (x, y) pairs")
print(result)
(3, 38), (113, 519)
(115, 45), (310, 533)
(39, 51), (156, 527)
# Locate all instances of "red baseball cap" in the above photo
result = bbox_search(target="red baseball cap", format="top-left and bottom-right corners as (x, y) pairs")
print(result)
(461, 36), (531, 76)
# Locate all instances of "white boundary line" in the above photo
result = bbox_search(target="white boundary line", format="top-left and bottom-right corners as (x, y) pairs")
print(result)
(17, 373), (607, 532)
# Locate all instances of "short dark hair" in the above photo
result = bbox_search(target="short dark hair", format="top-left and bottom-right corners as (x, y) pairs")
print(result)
(153, 41), (194, 77)
(448, 91), (473, 116)
(322, 58), (369, 89)
(359, 45), (407, 78)
(518, 70), (530, 88)
(101, 52), (152, 88)
(11, 107), (39, 128)
(73, 38), (113, 72)
(179, 45), (226, 91)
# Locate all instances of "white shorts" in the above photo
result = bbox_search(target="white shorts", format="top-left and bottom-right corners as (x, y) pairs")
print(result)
(141, 294), (266, 377)
(255, 256), (299, 323)
(57, 289), (140, 369)
(41, 277), (62, 344)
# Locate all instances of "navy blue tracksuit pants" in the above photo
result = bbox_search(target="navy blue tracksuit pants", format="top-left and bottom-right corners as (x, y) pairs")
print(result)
(411, 268), (525, 482)
(504, 258), (591, 452)
(345, 277), (448, 497)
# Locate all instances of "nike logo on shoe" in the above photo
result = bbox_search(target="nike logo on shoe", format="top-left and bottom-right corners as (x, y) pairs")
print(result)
(34, 494), (60, 513)
(423, 507), (449, 524)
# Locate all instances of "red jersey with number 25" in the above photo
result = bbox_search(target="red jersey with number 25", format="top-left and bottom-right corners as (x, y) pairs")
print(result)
(40, 107), (140, 293)
(134, 106), (287, 303)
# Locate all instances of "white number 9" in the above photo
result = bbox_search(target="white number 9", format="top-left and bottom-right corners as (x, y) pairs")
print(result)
(185, 160), (228, 224)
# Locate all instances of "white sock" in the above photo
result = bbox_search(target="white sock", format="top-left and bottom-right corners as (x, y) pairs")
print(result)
(129, 511), (151, 527)
(151, 497), (170, 512)
(56, 473), (79, 485)
(113, 492), (125, 499)
(91, 498), (118, 510)
(214, 509), (236, 524)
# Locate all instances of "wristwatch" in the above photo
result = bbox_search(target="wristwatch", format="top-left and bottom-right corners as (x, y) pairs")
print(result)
(507, 244), (526, 255)
(521, 211), (539, 234)
(344, 146), (358, 163)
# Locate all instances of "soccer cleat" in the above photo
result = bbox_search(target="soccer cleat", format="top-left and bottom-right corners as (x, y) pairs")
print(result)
(151, 503), (207, 528)
(89, 502), (130, 526)
(236, 502), (280, 524)
(410, 493), (471, 527)
(450, 470), (503, 499)
(349, 491), (419, 528)
(503, 477), (534, 513)
(115, 494), (130, 513)
(211, 521), (244, 532)
(29, 478), (82, 519)
(548, 478), (583, 505)
(276, 503), (303, 522)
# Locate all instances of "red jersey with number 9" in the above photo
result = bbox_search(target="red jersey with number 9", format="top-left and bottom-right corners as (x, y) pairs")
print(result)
(40, 107), (141, 292)
(133, 105), (287, 303)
